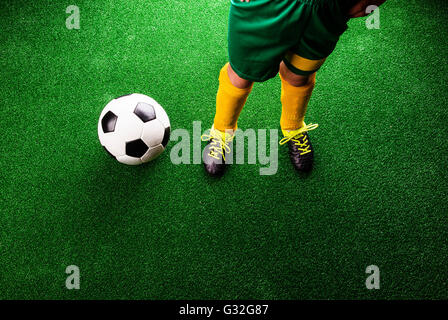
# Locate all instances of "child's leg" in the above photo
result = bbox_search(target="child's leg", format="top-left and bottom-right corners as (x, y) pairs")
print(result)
(213, 63), (253, 132)
(278, 56), (323, 173)
(279, 61), (316, 132)
(278, 0), (350, 133)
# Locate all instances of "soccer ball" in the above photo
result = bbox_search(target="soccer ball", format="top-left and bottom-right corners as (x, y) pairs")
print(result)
(98, 93), (170, 165)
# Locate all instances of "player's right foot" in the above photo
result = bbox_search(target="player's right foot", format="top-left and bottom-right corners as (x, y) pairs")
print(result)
(201, 126), (234, 177)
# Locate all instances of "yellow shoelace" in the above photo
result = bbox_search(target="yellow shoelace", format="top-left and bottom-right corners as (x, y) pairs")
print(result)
(279, 123), (319, 155)
(201, 127), (234, 161)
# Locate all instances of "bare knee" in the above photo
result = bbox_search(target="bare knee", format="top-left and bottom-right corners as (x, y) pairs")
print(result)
(227, 64), (253, 89)
(280, 61), (312, 87)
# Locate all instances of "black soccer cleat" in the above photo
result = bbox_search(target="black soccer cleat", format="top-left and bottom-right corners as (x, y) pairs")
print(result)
(280, 123), (318, 173)
(201, 126), (234, 177)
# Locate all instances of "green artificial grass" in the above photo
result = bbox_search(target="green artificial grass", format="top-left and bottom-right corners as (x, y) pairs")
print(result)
(0, 0), (447, 299)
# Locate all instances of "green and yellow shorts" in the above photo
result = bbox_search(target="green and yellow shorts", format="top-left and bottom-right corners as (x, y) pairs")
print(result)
(228, 0), (351, 82)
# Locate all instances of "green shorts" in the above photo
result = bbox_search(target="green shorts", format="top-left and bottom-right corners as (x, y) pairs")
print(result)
(228, 0), (350, 82)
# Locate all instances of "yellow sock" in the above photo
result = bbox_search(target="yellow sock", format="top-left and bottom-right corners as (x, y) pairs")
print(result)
(280, 72), (316, 132)
(213, 63), (253, 132)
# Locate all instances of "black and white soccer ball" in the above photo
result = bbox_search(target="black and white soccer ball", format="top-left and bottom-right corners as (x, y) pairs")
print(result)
(98, 93), (170, 165)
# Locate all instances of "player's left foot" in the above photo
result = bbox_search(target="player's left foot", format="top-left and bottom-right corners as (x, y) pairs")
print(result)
(280, 123), (318, 173)
(201, 126), (234, 177)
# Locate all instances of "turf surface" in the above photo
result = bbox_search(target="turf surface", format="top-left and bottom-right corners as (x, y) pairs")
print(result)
(0, 0), (447, 299)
